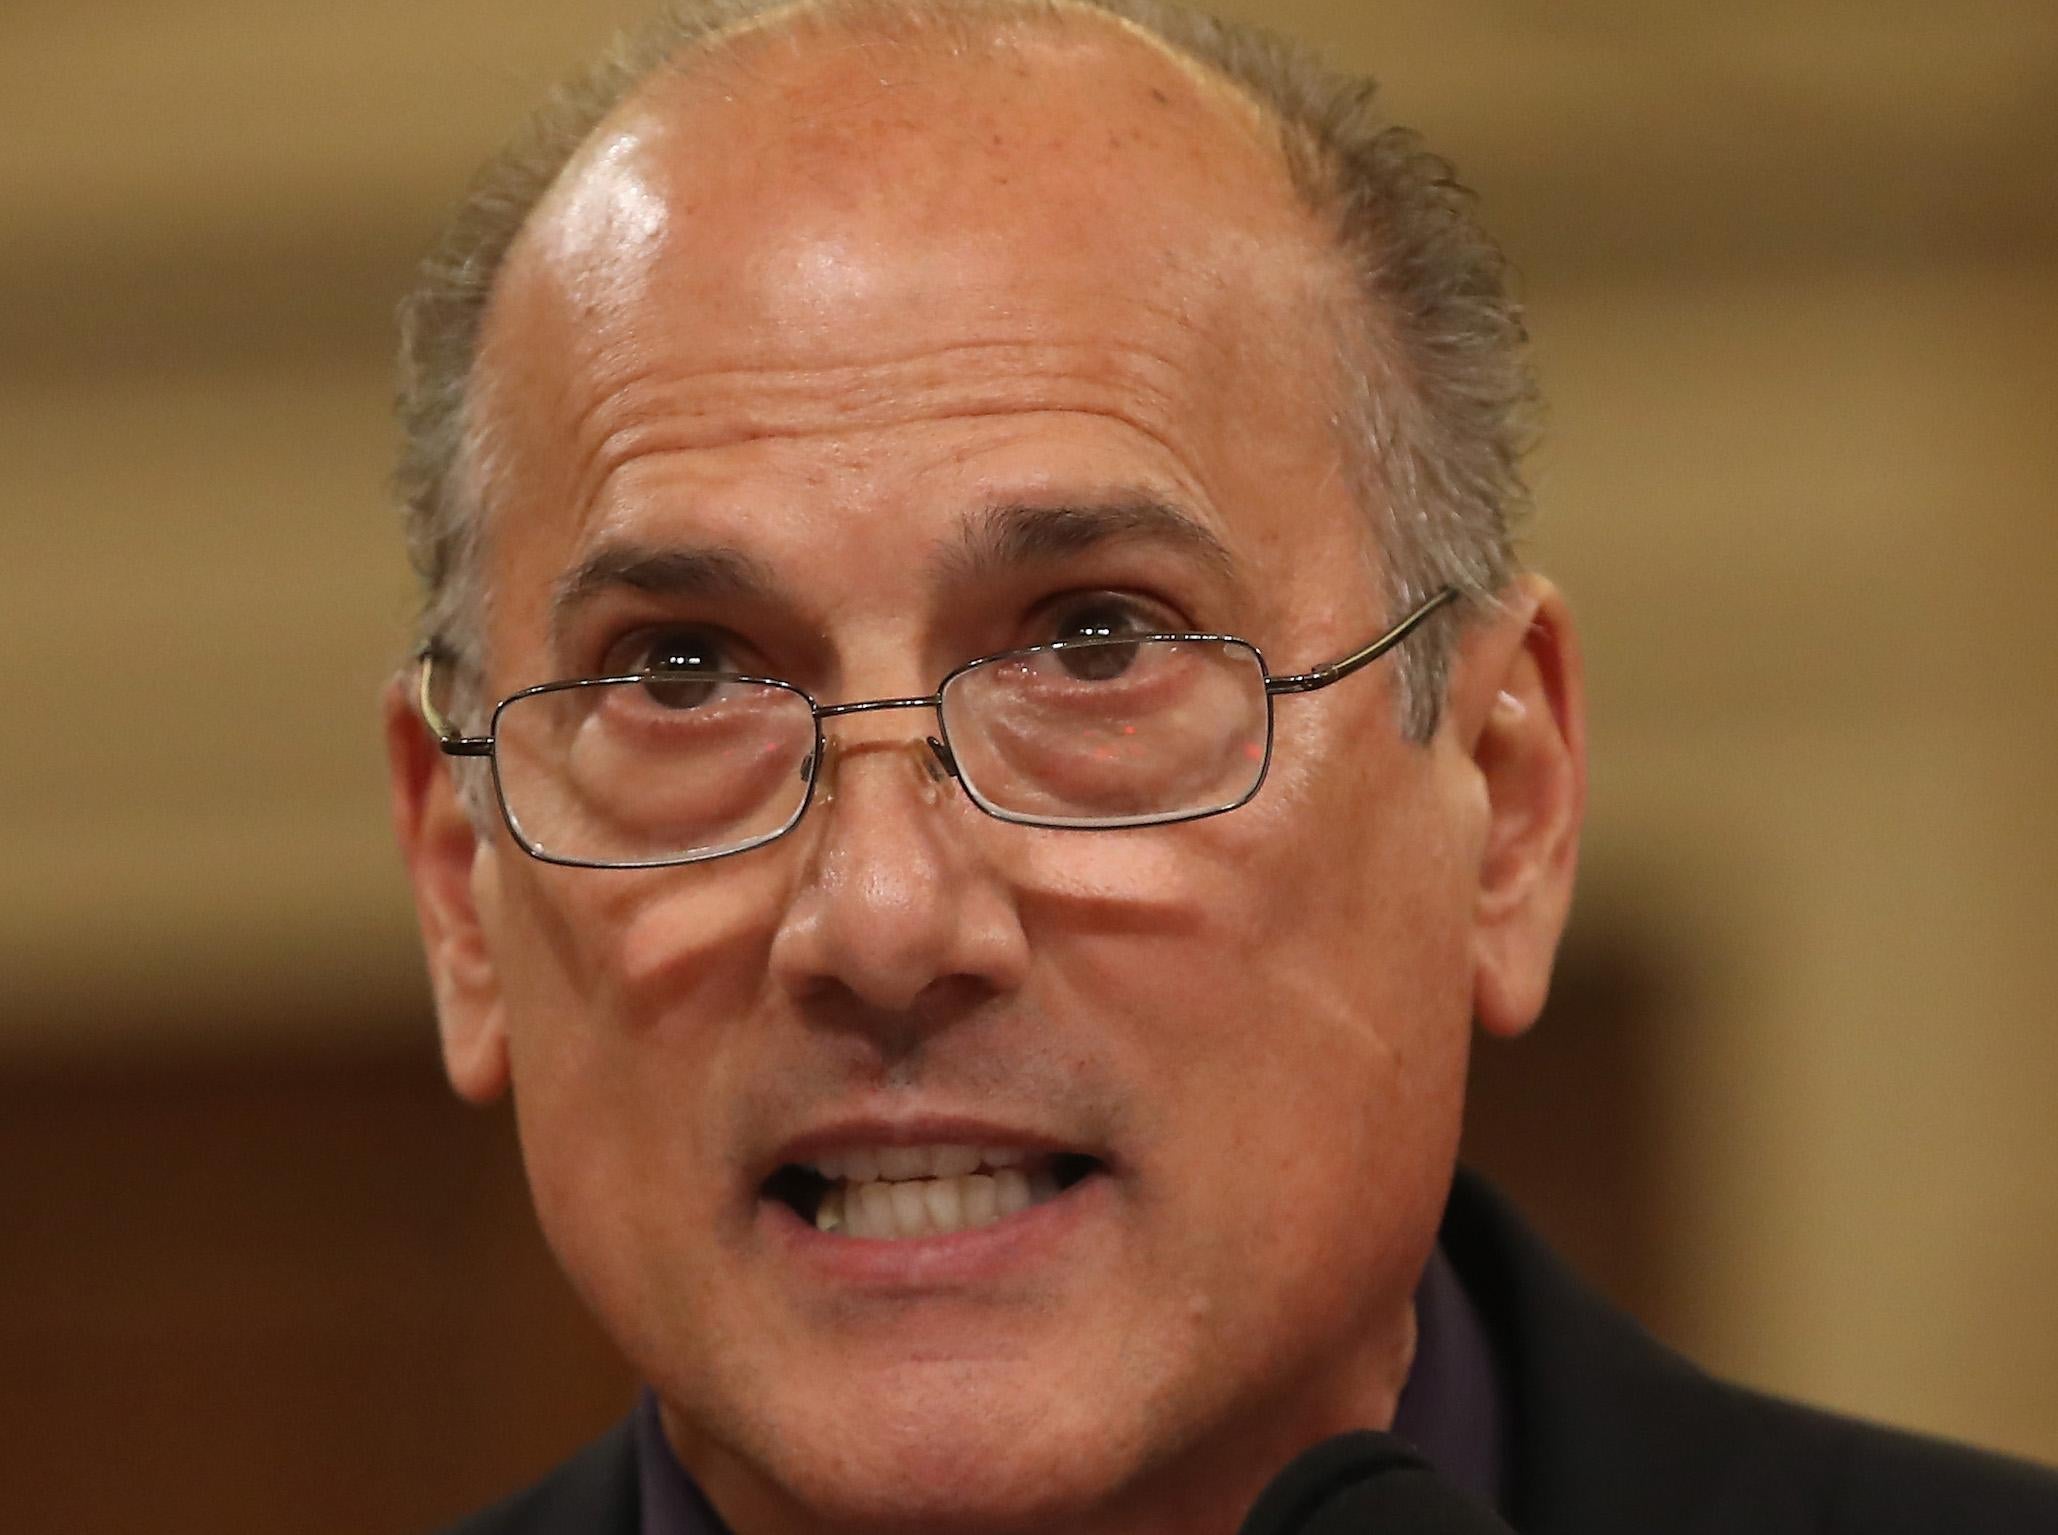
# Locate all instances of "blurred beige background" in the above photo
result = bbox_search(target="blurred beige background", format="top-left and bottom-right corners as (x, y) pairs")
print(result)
(4, 0), (2054, 1528)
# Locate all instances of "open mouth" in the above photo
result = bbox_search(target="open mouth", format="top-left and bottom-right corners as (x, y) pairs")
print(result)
(762, 1146), (1105, 1239)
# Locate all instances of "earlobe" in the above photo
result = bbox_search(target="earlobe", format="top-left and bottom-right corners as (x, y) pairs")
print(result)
(1453, 577), (1587, 1041)
(381, 677), (511, 1103)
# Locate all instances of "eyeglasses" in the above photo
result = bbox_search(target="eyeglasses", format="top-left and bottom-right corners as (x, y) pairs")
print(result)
(417, 587), (1457, 870)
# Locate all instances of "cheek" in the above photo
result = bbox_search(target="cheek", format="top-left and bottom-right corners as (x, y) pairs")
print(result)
(1009, 739), (1473, 1262)
(481, 852), (794, 1080)
(1022, 828), (1464, 1441)
(1004, 723), (1474, 1042)
(492, 966), (760, 1413)
(474, 861), (773, 1335)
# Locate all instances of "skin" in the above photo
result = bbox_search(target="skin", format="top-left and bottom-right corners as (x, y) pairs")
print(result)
(387, 14), (1585, 1535)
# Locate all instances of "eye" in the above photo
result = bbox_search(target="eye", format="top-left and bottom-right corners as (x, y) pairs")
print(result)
(603, 625), (737, 709)
(614, 626), (729, 674)
(1051, 597), (1153, 645)
(1047, 597), (1159, 682)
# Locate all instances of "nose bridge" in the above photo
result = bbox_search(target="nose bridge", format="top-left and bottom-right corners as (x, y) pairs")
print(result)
(815, 691), (938, 724)
(813, 695), (954, 785)
(770, 701), (1022, 1015)
(815, 732), (946, 790)
(806, 702), (958, 870)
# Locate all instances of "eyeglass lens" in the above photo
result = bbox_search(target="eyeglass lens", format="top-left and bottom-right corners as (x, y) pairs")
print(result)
(487, 636), (1272, 865)
(941, 637), (1269, 828)
(494, 676), (818, 866)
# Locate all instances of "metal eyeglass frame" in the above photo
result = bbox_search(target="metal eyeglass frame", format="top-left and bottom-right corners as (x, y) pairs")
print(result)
(416, 585), (1459, 870)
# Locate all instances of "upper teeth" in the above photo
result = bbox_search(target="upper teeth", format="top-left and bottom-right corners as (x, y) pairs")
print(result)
(810, 1144), (1028, 1183)
(802, 1145), (1065, 1239)
(816, 1166), (1059, 1239)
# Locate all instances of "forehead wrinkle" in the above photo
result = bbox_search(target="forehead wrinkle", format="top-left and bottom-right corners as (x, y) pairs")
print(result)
(551, 336), (1210, 533)
(573, 331), (1199, 447)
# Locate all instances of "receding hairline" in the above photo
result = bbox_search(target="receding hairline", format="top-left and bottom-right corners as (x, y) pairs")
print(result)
(465, 0), (1366, 574)
(650, 0), (1287, 121)
(518, 0), (1305, 245)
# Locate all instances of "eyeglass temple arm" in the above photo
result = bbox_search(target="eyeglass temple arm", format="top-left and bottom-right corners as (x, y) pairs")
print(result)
(1264, 586), (1459, 696)
(414, 649), (494, 757)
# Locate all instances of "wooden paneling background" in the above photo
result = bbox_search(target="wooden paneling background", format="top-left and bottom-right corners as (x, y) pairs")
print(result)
(3, 1), (2054, 1526)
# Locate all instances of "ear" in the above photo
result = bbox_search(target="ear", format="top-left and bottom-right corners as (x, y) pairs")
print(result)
(382, 675), (510, 1103)
(1446, 575), (1587, 1040)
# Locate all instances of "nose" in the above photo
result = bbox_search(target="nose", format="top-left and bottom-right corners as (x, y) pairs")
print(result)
(768, 731), (1031, 1023)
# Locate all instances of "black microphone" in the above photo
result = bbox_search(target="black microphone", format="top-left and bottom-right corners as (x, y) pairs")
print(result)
(1237, 1432), (1517, 1534)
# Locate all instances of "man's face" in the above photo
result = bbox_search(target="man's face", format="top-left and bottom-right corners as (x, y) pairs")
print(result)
(400, 21), (1557, 1535)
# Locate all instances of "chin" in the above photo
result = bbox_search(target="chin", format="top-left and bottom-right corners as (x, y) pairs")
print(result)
(788, 1460), (1108, 1535)
(679, 1372), (1174, 1535)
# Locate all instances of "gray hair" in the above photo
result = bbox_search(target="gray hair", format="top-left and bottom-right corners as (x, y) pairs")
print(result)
(396, 0), (1534, 738)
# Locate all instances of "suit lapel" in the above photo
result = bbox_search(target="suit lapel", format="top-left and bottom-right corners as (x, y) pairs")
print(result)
(1443, 1172), (1814, 1535)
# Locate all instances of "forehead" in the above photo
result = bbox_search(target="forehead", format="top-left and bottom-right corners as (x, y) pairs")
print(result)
(520, 13), (1320, 303)
(472, 14), (1364, 647)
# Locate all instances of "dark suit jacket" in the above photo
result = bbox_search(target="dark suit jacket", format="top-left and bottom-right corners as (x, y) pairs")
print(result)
(441, 1172), (2058, 1533)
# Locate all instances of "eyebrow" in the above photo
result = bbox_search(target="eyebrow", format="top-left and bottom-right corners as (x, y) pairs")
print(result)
(549, 542), (783, 640)
(548, 497), (1240, 640)
(936, 498), (1240, 588)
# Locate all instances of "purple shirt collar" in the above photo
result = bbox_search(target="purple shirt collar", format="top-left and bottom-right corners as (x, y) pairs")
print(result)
(634, 1393), (727, 1535)
(634, 1242), (1505, 1532)
(1389, 1241), (1506, 1507)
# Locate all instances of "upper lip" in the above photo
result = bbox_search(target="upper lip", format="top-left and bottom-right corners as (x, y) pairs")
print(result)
(763, 1115), (1106, 1180)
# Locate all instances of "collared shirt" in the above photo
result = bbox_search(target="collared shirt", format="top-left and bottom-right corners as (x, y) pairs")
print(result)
(635, 1242), (1507, 1532)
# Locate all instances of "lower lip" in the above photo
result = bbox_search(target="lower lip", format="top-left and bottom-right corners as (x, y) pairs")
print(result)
(759, 1170), (1113, 1289)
